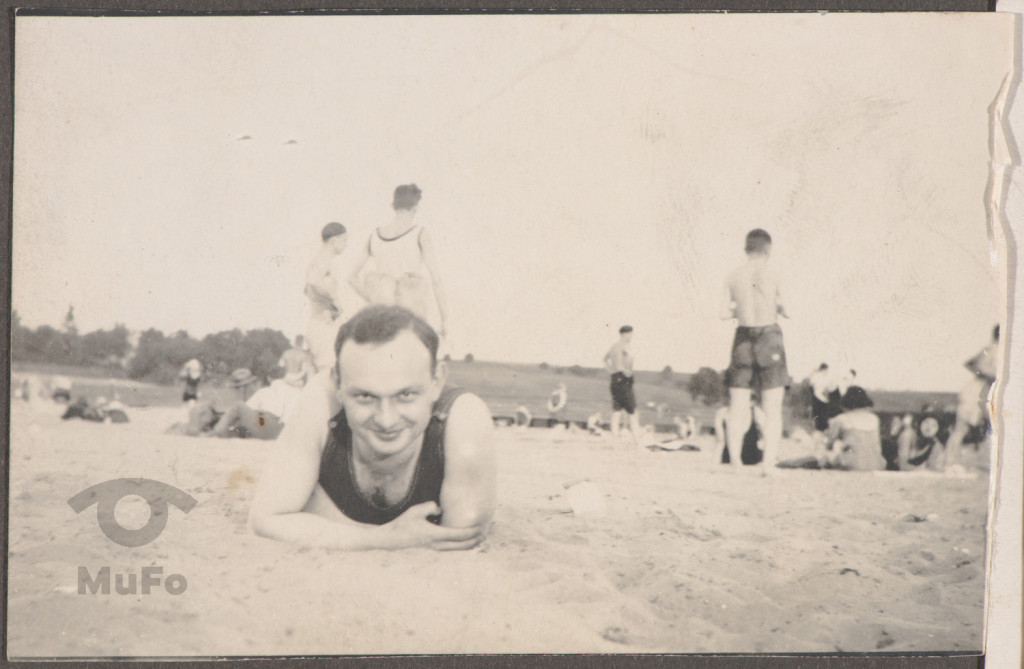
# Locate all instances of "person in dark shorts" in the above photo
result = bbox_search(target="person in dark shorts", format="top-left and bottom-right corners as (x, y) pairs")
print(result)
(179, 359), (203, 405)
(248, 305), (495, 551)
(603, 325), (641, 446)
(721, 229), (790, 475)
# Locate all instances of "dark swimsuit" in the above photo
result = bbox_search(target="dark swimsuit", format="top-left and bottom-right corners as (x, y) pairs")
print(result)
(317, 387), (465, 525)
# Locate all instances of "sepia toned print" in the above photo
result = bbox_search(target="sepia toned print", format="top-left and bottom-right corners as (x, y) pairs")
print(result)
(8, 13), (1016, 655)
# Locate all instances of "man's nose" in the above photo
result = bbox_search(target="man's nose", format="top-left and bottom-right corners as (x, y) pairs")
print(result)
(374, 399), (401, 428)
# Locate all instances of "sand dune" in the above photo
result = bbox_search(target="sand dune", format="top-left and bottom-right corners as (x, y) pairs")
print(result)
(8, 403), (988, 656)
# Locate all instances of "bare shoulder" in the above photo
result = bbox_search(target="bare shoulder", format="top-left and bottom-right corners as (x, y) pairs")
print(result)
(444, 392), (494, 453)
(448, 392), (492, 428)
(280, 371), (338, 454)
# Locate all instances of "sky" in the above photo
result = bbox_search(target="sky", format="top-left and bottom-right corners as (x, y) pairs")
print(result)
(12, 13), (1014, 391)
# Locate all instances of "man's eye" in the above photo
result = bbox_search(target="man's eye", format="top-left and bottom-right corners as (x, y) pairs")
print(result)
(352, 393), (375, 403)
(398, 391), (418, 401)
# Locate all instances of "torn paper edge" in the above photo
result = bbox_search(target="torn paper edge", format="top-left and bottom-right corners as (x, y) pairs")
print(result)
(984, 7), (1023, 666)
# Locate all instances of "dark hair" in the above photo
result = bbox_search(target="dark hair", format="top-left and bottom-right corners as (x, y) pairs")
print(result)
(745, 228), (772, 254)
(993, 324), (1000, 341)
(321, 222), (347, 242)
(619, 325), (633, 334)
(840, 386), (874, 411)
(334, 305), (439, 373)
(393, 184), (423, 211)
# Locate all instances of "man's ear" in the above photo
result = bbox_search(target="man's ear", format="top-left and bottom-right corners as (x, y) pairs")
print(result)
(432, 360), (449, 394)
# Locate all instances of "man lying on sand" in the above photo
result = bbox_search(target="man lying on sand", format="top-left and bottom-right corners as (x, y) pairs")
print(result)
(167, 368), (301, 440)
(249, 305), (496, 551)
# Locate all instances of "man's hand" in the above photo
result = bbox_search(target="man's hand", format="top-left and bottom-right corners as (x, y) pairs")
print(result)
(384, 502), (485, 551)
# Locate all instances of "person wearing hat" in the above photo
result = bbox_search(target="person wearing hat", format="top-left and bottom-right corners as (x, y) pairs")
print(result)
(603, 325), (641, 446)
(306, 222), (350, 372)
(211, 368), (302, 440)
(249, 304), (495, 551)
(821, 385), (885, 471)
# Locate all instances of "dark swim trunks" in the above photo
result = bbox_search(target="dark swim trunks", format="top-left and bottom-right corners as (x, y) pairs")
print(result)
(726, 324), (789, 390)
(610, 372), (636, 414)
(183, 377), (200, 403)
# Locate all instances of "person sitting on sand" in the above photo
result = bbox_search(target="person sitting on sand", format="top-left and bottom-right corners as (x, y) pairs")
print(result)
(346, 184), (450, 338)
(211, 368), (303, 440)
(278, 335), (314, 388)
(895, 407), (947, 472)
(809, 363), (835, 433)
(248, 304), (496, 551)
(720, 228), (790, 475)
(821, 386), (885, 471)
(943, 325), (999, 475)
(306, 222), (350, 372)
(167, 368), (301, 440)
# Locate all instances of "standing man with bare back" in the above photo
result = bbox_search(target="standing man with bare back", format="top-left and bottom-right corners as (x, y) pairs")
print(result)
(721, 229), (790, 475)
(604, 325), (641, 446)
(347, 184), (450, 339)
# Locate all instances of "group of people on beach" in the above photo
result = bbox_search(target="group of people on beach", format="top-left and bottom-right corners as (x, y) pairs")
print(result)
(171, 204), (997, 550)
(243, 185), (493, 550)
(598, 228), (999, 479)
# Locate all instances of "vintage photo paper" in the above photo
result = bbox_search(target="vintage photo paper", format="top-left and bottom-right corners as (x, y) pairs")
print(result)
(8, 12), (1018, 657)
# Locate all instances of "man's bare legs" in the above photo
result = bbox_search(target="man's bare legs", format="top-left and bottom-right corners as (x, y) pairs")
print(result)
(760, 386), (784, 475)
(610, 409), (641, 447)
(726, 387), (752, 468)
(943, 420), (969, 474)
(626, 411), (642, 448)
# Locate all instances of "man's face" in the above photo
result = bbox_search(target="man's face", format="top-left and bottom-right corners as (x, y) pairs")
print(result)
(337, 330), (444, 458)
(330, 234), (348, 255)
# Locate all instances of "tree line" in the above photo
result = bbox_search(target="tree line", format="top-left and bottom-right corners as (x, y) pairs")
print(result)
(11, 310), (290, 385)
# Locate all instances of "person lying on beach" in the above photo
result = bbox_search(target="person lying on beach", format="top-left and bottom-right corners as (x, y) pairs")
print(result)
(62, 396), (128, 423)
(166, 368), (301, 440)
(249, 304), (496, 551)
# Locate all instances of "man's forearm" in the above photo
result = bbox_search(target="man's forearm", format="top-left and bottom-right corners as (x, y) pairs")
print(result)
(251, 512), (397, 551)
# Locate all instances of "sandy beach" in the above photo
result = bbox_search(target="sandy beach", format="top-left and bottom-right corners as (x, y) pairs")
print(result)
(7, 400), (989, 657)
